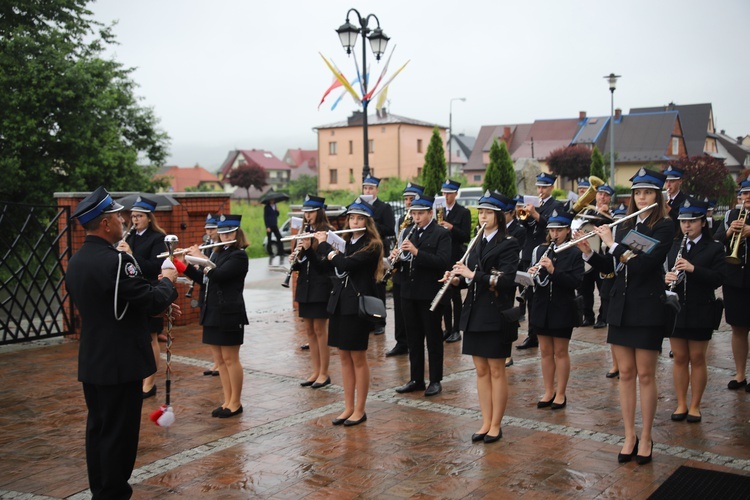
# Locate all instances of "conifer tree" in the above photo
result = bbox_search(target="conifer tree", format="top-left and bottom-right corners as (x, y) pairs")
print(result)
(421, 127), (447, 196)
(589, 146), (607, 183)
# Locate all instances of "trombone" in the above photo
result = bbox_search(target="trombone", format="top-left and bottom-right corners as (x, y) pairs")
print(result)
(726, 208), (748, 264)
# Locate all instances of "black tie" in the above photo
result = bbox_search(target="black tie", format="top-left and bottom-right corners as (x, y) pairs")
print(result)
(480, 238), (488, 255)
(417, 228), (424, 239)
(686, 241), (693, 255)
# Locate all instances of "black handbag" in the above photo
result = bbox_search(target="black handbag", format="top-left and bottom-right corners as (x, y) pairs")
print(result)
(573, 294), (585, 327)
(663, 292), (681, 337)
(499, 306), (521, 343)
(358, 295), (386, 321)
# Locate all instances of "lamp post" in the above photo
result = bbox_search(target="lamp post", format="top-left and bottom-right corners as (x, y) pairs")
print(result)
(448, 98), (466, 178)
(336, 8), (390, 182)
(604, 73), (621, 188)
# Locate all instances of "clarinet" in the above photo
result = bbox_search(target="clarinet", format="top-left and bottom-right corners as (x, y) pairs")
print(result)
(430, 223), (487, 311)
(282, 223), (310, 288)
(669, 233), (689, 292)
(529, 244), (553, 284)
(380, 220), (418, 284)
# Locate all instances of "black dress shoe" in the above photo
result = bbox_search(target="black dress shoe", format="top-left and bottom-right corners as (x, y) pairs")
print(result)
(471, 432), (487, 442)
(606, 370), (619, 379)
(686, 413), (702, 423)
(332, 416), (349, 426)
(300, 344), (310, 350)
(211, 406), (225, 417)
(593, 320), (607, 329)
(445, 331), (462, 343)
(746, 384), (750, 393)
(580, 318), (594, 327)
(372, 326), (385, 335)
(218, 405), (243, 418)
(635, 440), (653, 465)
(385, 345), (408, 357)
(395, 380), (426, 393)
(343, 414), (367, 426)
(551, 396), (567, 410)
(537, 394), (555, 408)
(727, 379), (747, 390)
(203, 370), (214, 376)
(142, 386), (156, 399)
(424, 382), (442, 396)
(617, 438), (639, 463)
(505, 358), (514, 368)
(671, 411), (687, 421)
(669, 350), (674, 358)
(211, 370), (219, 376)
(516, 336), (538, 350)
(300, 380), (315, 387)
(311, 377), (331, 389)
(442, 329), (451, 341)
(483, 430), (502, 443)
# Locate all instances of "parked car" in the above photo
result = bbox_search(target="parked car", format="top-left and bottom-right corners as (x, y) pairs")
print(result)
(456, 187), (482, 207)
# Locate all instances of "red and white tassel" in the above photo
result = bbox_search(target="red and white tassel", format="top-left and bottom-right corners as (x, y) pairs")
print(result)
(149, 404), (175, 427)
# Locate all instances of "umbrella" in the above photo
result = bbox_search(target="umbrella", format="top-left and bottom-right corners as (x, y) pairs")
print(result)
(116, 193), (180, 210)
(259, 189), (290, 204)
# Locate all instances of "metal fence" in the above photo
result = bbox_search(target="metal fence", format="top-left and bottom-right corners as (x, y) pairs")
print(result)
(0, 202), (73, 345)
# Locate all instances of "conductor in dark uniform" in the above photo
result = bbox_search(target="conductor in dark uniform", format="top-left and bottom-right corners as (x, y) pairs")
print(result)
(66, 187), (178, 499)
(518, 173), (565, 349)
(362, 175), (395, 335)
(392, 195), (452, 397)
(438, 179), (472, 343)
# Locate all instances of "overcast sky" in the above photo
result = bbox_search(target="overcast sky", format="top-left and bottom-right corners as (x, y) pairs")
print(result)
(89, 0), (749, 171)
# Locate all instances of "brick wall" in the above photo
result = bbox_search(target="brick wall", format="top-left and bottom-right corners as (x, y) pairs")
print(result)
(55, 191), (232, 335)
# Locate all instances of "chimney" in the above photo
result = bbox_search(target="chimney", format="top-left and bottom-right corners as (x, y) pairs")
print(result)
(579, 111), (587, 121)
(348, 111), (363, 125)
(503, 127), (511, 143)
(739, 137), (744, 145)
(720, 130), (725, 135)
(614, 108), (622, 121)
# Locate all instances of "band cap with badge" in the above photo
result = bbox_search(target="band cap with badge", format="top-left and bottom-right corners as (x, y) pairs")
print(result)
(204, 213), (218, 229)
(362, 175), (380, 187)
(663, 165), (684, 181)
(217, 214), (242, 234)
(403, 182), (424, 197)
(130, 196), (157, 213)
(677, 198), (709, 220)
(630, 167), (667, 190)
(535, 173), (557, 187)
(301, 194), (326, 212)
(441, 179), (461, 193)
(478, 190), (510, 212)
(71, 186), (124, 225)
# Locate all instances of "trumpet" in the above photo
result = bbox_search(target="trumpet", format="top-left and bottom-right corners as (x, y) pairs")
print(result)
(517, 206), (529, 220)
(399, 209), (413, 232)
(280, 227), (365, 242)
(430, 223), (487, 311)
(669, 233), (689, 292)
(156, 240), (235, 259)
(555, 203), (658, 252)
(726, 208), (748, 264)
(380, 221), (418, 284)
(282, 223), (310, 288)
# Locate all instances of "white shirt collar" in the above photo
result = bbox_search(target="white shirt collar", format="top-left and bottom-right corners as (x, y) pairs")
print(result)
(483, 228), (499, 242)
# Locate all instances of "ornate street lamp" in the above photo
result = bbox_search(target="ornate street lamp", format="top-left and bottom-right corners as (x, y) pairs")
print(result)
(604, 73), (621, 187)
(336, 8), (390, 181)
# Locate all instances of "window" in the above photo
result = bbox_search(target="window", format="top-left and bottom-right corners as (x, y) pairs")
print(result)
(456, 149), (461, 158)
(330, 130), (335, 136)
(417, 139), (423, 153)
(349, 140), (353, 154)
(672, 137), (680, 155)
(417, 168), (422, 177)
(381, 127), (386, 133)
(368, 139), (374, 153)
(349, 168), (354, 183)
(329, 142), (337, 155)
(269, 170), (278, 179)
(473, 174), (482, 182)
(330, 169), (338, 184)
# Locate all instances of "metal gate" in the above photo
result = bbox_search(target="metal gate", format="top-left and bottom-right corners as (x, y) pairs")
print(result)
(0, 202), (73, 344)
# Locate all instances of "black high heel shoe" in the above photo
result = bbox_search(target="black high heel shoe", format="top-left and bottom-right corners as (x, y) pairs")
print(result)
(635, 440), (653, 465)
(617, 438), (639, 463)
(537, 393), (556, 409)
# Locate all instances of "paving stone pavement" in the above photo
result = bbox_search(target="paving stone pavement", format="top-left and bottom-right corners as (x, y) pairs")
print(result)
(1, 258), (749, 498)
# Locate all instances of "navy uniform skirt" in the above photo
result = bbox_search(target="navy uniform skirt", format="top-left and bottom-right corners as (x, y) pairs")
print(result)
(723, 285), (750, 327)
(203, 325), (244, 346)
(672, 328), (713, 342)
(608, 325), (663, 351)
(298, 302), (330, 319)
(462, 330), (512, 359)
(328, 314), (370, 351)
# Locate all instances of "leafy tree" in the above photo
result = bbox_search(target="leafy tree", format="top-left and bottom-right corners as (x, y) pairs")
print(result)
(227, 164), (267, 200)
(420, 127), (447, 197)
(666, 155), (733, 204)
(377, 177), (407, 202)
(546, 145), (592, 188)
(589, 146), (607, 183)
(287, 174), (318, 202)
(0, 0), (170, 205)
(482, 139), (502, 193)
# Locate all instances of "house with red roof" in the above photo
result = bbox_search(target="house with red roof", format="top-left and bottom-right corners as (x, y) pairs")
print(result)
(155, 165), (223, 192)
(282, 148), (318, 180)
(218, 149), (291, 200)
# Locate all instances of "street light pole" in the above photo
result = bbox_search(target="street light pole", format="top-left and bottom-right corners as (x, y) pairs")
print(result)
(336, 9), (389, 182)
(449, 98), (466, 178)
(604, 73), (620, 187)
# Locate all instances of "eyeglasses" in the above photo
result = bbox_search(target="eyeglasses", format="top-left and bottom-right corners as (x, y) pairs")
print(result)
(131, 214), (146, 219)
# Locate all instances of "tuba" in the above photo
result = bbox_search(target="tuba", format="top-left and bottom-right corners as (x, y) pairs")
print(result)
(571, 176), (605, 214)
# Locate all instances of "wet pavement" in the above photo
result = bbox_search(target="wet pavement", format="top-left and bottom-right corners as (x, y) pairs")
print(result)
(1, 256), (749, 498)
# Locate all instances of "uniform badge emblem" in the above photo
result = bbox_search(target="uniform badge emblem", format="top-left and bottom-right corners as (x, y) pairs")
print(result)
(125, 262), (138, 277)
